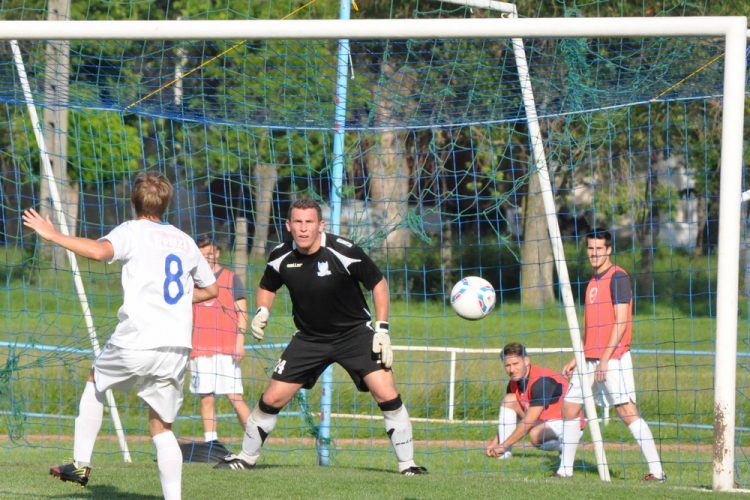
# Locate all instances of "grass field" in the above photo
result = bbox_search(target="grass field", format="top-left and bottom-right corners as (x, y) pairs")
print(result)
(0, 440), (735, 499)
(2, 244), (750, 495)
(0, 460), (740, 500)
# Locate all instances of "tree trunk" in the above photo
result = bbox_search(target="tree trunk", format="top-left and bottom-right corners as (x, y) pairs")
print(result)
(368, 129), (410, 254)
(0, 149), (20, 243)
(250, 162), (277, 262)
(234, 216), (249, 283)
(171, 45), (194, 232)
(520, 173), (555, 306)
(637, 157), (659, 298)
(41, 0), (75, 264)
(694, 194), (708, 256)
(439, 167), (454, 291)
(365, 63), (412, 256)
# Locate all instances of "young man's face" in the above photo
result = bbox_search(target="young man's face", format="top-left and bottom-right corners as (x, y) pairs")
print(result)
(587, 237), (612, 272)
(504, 355), (530, 381)
(200, 244), (220, 268)
(286, 207), (325, 254)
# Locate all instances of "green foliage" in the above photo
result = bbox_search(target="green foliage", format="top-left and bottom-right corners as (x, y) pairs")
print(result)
(69, 110), (143, 185)
(376, 233), (518, 300)
(0, 241), (30, 283)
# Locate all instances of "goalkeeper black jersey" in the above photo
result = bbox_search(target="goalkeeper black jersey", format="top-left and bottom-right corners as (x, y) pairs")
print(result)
(259, 232), (384, 340)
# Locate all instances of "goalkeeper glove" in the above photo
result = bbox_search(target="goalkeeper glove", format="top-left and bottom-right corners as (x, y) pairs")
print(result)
(372, 321), (393, 369)
(251, 307), (269, 341)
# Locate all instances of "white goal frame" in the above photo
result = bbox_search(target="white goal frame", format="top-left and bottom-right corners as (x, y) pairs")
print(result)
(0, 16), (745, 491)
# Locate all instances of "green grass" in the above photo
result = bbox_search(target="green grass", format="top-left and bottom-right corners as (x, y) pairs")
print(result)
(0, 448), (735, 500)
(2, 245), (750, 492)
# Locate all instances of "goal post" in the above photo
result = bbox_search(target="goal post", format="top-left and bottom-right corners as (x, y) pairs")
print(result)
(9, 39), (132, 463)
(0, 16), (746, 490)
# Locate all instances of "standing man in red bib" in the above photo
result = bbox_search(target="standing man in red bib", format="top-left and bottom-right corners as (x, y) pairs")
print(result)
(486, 342), (581, 459)
(554, 228), (665, 482)
(189, 237), (251, 447)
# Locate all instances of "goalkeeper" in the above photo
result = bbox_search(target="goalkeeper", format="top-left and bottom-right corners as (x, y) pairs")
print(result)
(215, 198), (427, 475)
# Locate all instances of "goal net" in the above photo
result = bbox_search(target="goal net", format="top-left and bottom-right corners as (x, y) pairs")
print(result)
(0, 10), (746, 490)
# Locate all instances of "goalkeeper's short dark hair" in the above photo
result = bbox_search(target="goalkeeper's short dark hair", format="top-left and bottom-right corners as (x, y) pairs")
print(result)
(586, 227), (613, 248)
(288, 198), (323, 222)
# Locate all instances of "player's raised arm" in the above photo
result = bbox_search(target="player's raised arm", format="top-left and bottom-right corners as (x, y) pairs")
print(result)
(22, 208), (114, 262)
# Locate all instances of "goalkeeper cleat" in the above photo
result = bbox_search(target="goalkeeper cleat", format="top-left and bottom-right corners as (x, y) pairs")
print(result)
(400, 465), (429, 476)
(549, 472), (570, 478)
(213, 454), (255, 470)
(50, 461), (91, 487)
(642, 473), (667, 483)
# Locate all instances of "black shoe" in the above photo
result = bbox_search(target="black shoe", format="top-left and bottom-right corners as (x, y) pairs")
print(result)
(401, 465), (428, 475)
(550, 472), (570, 478)
(213, 454), (255, 470)
(50, 461), (91, 487)
(642, 473), (667, 483)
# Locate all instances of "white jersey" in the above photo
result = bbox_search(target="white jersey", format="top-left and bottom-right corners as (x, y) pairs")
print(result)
(101, 219), (216, 350)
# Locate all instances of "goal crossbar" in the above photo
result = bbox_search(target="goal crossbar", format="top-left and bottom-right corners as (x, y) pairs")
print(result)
(0, 17), (745, 40)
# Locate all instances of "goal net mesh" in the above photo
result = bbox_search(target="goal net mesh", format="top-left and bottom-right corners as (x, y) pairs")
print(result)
(0, 1), (747, 487)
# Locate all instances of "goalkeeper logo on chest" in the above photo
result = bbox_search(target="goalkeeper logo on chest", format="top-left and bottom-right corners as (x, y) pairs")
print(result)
(215, 198), (426, 475)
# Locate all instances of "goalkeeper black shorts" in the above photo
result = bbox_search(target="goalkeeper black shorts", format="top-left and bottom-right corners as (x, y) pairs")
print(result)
(270, 327), (383, 392)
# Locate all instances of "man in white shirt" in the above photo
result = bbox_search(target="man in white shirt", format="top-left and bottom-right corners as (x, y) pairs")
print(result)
(23, 171), (218, 500)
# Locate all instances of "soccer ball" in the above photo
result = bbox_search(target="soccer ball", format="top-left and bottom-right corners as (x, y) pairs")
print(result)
(450, 276), (496, 320)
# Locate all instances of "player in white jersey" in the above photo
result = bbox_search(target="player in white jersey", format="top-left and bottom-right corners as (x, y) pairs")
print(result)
(23, 171), (218, 500)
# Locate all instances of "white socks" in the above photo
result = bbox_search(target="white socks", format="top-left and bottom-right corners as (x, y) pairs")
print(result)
(557, 419), (583, 477)
(556, 417), (663, 478)
(153, 431), (182, 500)
(497, 406), (517, 458)
(628, 418), (664, 479)
(204, 431), (218, 442)
(73, 382), (104, 467)
(382, 403), (416, 471)
(238, 403), (279, 465)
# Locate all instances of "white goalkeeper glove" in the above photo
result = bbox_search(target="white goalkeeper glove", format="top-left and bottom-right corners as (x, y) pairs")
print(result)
(372, 321), (393, 369)
(251, 307), (269, 341)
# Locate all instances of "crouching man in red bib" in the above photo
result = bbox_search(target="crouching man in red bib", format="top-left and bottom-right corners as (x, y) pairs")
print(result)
(486, 342), (582, 460)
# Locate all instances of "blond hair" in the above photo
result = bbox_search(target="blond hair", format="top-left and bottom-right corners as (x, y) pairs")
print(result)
(131, 171), (173, 219)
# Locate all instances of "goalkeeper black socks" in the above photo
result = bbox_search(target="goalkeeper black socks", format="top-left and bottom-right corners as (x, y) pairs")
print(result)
(379, 395), (416, 471)
(239, 396), (280, 464)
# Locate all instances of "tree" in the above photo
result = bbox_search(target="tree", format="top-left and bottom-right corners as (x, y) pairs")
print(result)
(40, 0), (77, 266)
(362, 63), (415, 255)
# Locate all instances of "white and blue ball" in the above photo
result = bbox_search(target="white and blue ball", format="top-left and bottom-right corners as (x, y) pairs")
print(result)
(450, 276), (496, 320)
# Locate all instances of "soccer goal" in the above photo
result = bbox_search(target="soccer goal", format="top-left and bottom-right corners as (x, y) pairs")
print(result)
(0, 13), (746, 491)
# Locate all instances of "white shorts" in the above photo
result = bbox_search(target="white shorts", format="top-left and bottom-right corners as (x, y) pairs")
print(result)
(93, 343), (190, 423)
(189, 354), (244, 395)
(538, 419), (564, 439)
(564, 351), (636, 407)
